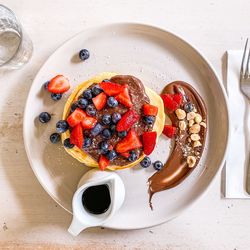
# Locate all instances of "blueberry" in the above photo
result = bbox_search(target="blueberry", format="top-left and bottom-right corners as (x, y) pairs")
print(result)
(39, 112), (51, 123)
(102, 114), (111, 125)
(110, 124), (116, 133)
(128, 151), (138, 162)
(106, 150), (117, 161)
(153, 161), (163, 171)
(92, 85), (103, 96)
(86, 104), (96, 116)
(140, 156), (151, 168)
(83, 137), (92, 148)
(143, 115), (155, 125)
(50, 133), (61, 144)
(99, 141), (109, 154)
(79, 49), (90, 61)
(70, 102), (78, 113)
(77, 98), (88, 109)
(102, 79), (110, 82)
(82, 89), (92, 100)
(51, 93), (62, 101)
(118, 131), (127, 138)
(63, 138), (74, 149)
(112, 112), (121, 123)
(56, 120), (69, 133)
(43, 81), (50, 89)
(102, 128), (112, 139)
(184, 102), (195, 113)
(107, 97), (118, 108)
(91, 123), (104, 136)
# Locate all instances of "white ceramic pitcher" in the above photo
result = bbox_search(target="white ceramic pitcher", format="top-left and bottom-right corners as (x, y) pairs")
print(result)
(68, 169), (125, 236)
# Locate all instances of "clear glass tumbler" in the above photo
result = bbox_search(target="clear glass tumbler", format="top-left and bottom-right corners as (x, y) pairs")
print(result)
(0, 4), (33, 69)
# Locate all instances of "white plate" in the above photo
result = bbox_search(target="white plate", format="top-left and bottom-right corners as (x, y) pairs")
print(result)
(23, 23), (229, 229)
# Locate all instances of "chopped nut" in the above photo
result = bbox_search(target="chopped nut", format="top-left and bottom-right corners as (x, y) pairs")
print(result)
(179, 121), (186, 130)
(200, 122), (207, 128)
(195, 151), (200, 156)
(190, 134), (200, 141)
(187, 112), (196, 120)
(189, 124), (201, 134)
(188, 138), (191, 143)
(194, 114), (202, 124)
(187, 156), (196, 168)
(193, 140), (202, 147)
(189, 119), (194, 127)
(175, 109), (186, 120)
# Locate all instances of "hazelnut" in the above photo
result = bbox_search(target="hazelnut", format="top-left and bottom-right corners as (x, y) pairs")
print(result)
(179, 121), (186, 131)
(187, 112), (196, 120)
(190, 134), (200, 141)
(200, 122), (207, 128)
(189, 124), (201, 134)
(194, 114), (202, 124)
(189, 119), (195, 127)
(187, 156), (196, 168)
(175, 109), (186, 120)
(193, 140), (202, 147)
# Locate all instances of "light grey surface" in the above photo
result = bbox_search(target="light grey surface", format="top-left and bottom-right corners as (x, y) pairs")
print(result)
(0, 0), (250, 249)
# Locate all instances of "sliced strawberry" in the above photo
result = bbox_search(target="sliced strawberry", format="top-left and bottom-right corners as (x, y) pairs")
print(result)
(120, 152), (130, 158)
(172, 93), (183, 106)
(81, 116), (97, 129)
(116, 129), (142, 153)
(99, 155), (110, 171)
(163, 125), (177, 138)
(116, 110), (140, 132)
(115, 87), (132, 108)
(161, 94), (180, 112)
(99, 81), (125, 96)
(92, 92), (107, 111)
(142, 131), (157, 155)
(67, 108), (86, 127)
(143, 104), (158, 116)
(47, 75), (70, 94)
(70, 123), (83, 149)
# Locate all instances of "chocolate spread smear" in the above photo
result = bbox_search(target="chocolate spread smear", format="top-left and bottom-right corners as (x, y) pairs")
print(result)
(148, 81), (207, 208)
(84, 75), (151, 166)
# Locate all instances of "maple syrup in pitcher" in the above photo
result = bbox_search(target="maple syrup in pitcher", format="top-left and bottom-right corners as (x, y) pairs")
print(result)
(82, 184), (111, 214)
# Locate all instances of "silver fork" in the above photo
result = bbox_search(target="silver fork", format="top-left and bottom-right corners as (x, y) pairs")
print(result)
(240, 38), (250, 97)
(240, 38), (250, 194)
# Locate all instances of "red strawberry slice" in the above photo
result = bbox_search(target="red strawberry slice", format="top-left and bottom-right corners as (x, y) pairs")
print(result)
(115, 87), (132, 108)
(67, 108), (86, 127)
(163, 125), (177, 138)
(142, 131), (157, 155)
(47, 75), (70, 94)
(143, 104), (158, 116)
(173, 93), (183, 106)
(99, 81), (125, 96)
(99, 155), (110, 171)
(116, 109), (140, 132)
(81, 116), (97, 129)
(92, 92), (107, 111)
(70, 123), (83, 149)
(116, 129), (142, 153)
(120, 152), (130, 158)
(161, 94), (178, 112)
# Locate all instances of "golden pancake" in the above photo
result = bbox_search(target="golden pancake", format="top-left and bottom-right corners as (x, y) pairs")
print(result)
(61, 72), (165, 170)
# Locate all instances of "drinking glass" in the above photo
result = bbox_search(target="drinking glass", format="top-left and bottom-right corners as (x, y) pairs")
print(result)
(0, 4), (33, 69)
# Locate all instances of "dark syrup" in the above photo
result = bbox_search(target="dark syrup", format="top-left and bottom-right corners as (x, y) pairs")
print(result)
(82, 184), (111, 214)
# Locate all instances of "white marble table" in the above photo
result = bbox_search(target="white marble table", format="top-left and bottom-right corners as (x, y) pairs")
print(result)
(0, 0), (249, 249)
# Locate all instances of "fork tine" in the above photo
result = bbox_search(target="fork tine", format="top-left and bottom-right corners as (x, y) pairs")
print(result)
(240, 38), (248, 80)
(246, 48), (250, 77)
